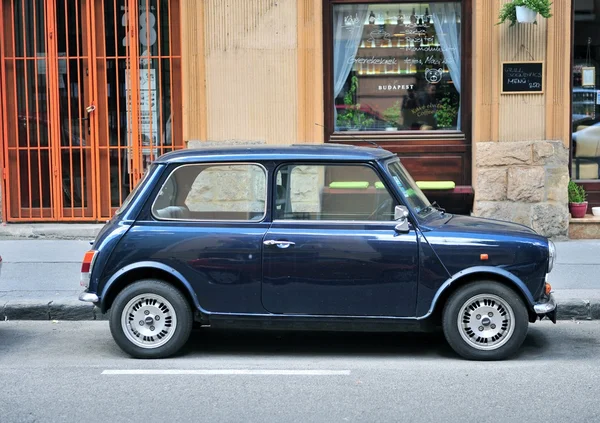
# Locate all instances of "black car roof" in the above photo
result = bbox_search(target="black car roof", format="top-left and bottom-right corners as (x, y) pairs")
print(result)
(154, 143), (396, 164)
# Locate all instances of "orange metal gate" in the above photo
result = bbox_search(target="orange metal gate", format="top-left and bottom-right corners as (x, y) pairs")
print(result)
(0, 0), (182, 221)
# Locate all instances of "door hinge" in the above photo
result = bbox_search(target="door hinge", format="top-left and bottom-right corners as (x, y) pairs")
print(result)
(2, 169), (6, 179)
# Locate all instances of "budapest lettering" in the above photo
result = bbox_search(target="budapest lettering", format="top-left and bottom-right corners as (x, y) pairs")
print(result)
(378, 84), (415, 91)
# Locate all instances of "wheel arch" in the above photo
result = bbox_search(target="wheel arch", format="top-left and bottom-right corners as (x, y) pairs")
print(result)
(422, 267), (537, 324)
(99, 262), (201, 314)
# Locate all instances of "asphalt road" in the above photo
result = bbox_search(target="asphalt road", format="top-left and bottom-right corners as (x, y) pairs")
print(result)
(0, 321), (599, 423)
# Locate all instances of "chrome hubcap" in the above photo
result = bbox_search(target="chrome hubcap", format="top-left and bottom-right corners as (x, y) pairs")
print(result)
(121, 294), (177, 349)
(457, 294), (515, 351)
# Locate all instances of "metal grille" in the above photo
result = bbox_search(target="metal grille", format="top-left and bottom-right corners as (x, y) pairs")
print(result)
(0, 0), (183, 221)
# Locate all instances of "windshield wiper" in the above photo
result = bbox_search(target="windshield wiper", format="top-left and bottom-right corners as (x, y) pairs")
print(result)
(431, 201), (446, 214)
(419, 202), (446, 217)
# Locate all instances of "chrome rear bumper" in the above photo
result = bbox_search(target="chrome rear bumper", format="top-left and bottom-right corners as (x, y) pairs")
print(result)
(79, 291), (99, 303)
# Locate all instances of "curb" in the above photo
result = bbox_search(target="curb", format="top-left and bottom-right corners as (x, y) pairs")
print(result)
(555, 299), (600, 321)
(1, 298), (108, 321)
(0, 224), (104, 240)
(1, 295), (599, 322)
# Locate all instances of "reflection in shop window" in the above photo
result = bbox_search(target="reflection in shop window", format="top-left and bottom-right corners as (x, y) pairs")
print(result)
(333, 3), (461, 132)
(571, 6), (600, 181)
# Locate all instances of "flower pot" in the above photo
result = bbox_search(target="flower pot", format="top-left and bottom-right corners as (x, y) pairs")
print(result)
(569, 201), (588, 218)
(516, 5), (537, 23)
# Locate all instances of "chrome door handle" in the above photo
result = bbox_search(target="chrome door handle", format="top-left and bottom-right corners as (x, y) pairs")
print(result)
(263, 240), (295, 248)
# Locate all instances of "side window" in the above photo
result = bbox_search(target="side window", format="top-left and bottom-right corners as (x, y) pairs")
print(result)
(274, 164), (397, 221)
(152, 163), (267, 221)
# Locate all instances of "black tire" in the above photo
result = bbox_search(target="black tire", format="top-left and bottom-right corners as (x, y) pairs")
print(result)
(442, 281), (529, 361)
(109, 279), (193, 359)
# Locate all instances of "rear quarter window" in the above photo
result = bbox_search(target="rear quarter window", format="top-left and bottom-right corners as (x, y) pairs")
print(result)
(151, 163), (267, 221)
(115, 164), (157, 216)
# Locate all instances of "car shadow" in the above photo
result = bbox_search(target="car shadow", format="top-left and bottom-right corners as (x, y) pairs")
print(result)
(177, 322), (600, 361)
(181, 328), (456, 359)
(515, 322), (600, 361)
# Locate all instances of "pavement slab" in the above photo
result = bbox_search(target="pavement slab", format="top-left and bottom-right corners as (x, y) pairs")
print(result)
(0, 223), (103, 240)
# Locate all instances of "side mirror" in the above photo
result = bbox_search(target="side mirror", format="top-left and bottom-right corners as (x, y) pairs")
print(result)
(394, 205), (409, 221)
(394, 205), (410, 233)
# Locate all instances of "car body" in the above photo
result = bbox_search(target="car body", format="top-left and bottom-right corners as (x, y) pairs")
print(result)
(79, 144), (557, 360)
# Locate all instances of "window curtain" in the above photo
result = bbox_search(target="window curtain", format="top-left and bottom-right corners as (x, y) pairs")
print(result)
(333, 5), (369, 131)
(430, 3), (461, 129)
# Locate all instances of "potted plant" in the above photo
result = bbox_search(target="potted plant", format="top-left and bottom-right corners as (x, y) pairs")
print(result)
(497, 0), (553, 27)
(568, 180), (588, 218)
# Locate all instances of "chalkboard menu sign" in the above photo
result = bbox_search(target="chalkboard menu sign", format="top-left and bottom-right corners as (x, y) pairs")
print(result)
(501, 61), (544, 94)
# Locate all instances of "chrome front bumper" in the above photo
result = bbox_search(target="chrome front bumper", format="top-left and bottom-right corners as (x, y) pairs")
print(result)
(79, 291), (99, 303)
(533, 293), (557, 323)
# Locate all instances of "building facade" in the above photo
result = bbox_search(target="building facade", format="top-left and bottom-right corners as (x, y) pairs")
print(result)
(0, 0), (184, 221)
(1, 0), (598, 238)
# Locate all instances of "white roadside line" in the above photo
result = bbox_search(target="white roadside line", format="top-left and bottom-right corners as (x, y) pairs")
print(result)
(102, 369), (351, 376)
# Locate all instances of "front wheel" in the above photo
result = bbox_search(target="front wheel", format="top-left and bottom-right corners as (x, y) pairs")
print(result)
(109, 280), (193, 359)
(442, 282), (529, 361)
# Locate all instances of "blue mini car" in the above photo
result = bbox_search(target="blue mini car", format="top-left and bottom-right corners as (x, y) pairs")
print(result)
(79, 144), (557, 360)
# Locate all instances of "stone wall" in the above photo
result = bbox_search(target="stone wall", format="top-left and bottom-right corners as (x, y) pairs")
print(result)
(288, 166), (323, 213)
(474, 140), (569, 238)
(184, 140), (268, 214)
(185, 164), (267, 213)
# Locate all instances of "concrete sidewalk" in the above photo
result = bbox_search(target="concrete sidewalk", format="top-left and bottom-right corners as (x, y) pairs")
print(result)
(0, 223), (104, 240)
(0, 226), (599, 321)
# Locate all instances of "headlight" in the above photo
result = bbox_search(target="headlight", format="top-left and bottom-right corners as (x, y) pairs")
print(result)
(547, 240), (556, 273)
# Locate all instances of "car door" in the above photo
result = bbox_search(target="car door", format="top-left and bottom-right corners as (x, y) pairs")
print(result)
(262, 162), (419, 317)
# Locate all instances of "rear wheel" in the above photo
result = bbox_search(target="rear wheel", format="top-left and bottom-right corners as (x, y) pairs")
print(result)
(442, 282), (529, 360)
(109, 280), (192, 359)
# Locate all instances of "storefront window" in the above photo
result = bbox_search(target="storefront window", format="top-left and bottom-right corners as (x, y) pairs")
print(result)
(332, 2), (461, 132)
(571, 1), (600, 181)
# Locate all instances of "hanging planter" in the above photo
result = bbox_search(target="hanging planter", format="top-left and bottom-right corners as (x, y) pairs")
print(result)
(497, 0), (553, 27)
(516, 6), (537, 23)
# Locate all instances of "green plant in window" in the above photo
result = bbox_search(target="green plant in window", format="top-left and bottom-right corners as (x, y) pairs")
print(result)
(382, 101), (401, 124)
(497, 0), (553, 27)
(434, 97), (458, 129)
(337, 75), (375, 130)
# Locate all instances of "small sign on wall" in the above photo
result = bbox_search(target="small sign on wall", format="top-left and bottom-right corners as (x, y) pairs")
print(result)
(501, 61), (544, 94)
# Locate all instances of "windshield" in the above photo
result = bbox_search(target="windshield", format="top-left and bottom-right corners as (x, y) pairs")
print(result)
(386, 160), (435, 218)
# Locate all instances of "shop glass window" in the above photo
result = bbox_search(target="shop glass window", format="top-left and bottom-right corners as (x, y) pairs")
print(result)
(571, 1), (600, 181)
(332, 2), (461, 132)
(152, 164), (267, 221)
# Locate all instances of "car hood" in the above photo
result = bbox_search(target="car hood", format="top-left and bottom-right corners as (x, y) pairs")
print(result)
(425, 214), (542, 238)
